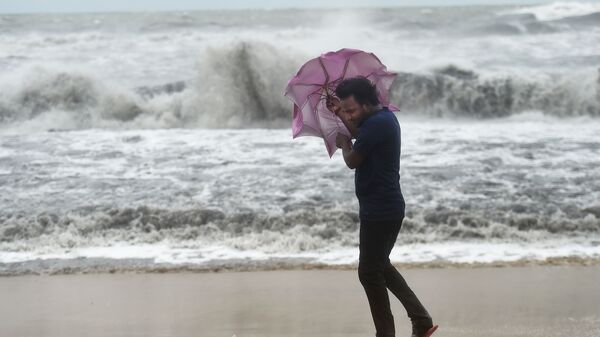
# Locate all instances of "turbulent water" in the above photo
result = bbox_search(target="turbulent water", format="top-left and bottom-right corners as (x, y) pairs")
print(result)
(1, 2), (600, 275)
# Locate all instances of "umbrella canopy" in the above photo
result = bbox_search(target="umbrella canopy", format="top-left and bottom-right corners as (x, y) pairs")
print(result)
(283, 48), (398, 157)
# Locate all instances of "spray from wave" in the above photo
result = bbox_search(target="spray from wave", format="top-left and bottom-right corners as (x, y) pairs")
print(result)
(393, 65), (600, 118)
(2, 202), (599, 255)
(0, 40), (302, 131)
(505, 1), (600, 21)
(2, 39), (600, 131)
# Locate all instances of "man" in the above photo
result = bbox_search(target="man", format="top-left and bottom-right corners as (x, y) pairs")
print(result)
(329, 76), (438, 337)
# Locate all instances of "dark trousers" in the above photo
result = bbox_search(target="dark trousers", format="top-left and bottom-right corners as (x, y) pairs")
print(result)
(358, 218), (432, 337)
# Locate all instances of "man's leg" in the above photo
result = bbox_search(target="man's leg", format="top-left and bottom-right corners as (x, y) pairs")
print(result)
(382, 220), (433, 335)
(383, 264), (432, 323)
(358, 220), (399, 337)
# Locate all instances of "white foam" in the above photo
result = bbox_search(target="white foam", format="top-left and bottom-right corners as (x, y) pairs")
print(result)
(2, 239), (599, 267)
(504, 1), (600, 21)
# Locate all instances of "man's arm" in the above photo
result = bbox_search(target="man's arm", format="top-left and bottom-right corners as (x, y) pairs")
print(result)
(336, 134), (364, 169)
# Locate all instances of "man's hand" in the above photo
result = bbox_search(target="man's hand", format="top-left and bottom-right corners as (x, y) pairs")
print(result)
(329, 101), (358, 138)
(336, 133), (351, 149)
(336, 132), (364, 169)
(326, 95), (341, 115)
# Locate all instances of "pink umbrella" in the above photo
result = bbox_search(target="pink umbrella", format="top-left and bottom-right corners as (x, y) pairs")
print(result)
(283, 48), (398, 157)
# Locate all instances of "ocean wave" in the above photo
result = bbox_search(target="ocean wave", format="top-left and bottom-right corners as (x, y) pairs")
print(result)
(470, 15), (561, 35)
(503, 1), (600, 21)
(2, 253), (600, 276)
(1, 201), (598, 253)
(1, 43), (600, 131)
(1, 204), (599, 276)
(0, 67), (147, 128)
(0, 40), (300, 131)
(392, 65), (600, 118)
(552, 11), (600, 27)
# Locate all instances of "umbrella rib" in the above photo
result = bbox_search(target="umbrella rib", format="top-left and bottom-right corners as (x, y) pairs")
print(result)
(297, 89), (330, 110)
(364, 70), (376, 78)
(318, 57), (330, 84)
(341, 58), (350, 79)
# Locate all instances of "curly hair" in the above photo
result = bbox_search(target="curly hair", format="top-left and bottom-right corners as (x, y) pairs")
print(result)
(334, 76), (380, 106)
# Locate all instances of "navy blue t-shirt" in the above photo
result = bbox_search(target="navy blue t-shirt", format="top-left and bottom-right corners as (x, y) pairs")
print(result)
(352, 107), (405, 222)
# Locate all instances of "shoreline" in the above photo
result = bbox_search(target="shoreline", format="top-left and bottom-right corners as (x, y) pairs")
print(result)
(2, 255), (600, 277)
(1, 265), (599, 337)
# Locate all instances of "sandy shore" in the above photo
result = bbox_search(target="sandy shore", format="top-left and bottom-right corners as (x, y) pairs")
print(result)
(1, 265), (599, 337)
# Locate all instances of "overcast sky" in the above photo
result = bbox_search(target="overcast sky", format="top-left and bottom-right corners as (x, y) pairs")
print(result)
(0, 0), (586, 14)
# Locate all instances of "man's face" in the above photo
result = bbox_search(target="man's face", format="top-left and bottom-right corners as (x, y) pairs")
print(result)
(339, 95), (367, 127)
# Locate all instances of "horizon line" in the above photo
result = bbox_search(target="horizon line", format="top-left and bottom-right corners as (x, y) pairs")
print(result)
(0, 2), (547, 15)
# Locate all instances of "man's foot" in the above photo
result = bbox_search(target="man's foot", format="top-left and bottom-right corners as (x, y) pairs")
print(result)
(411, 323), (438, 337)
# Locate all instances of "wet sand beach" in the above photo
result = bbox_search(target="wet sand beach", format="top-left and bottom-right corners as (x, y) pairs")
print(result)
(1, 265), (599, 337)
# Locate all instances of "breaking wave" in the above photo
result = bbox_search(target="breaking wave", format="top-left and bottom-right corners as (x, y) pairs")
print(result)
(504, 1), (600, 22)
(0, 40), (301, 131)
(2, 202), (599, 254)
(392, 65), (600, 118)
(1, 40), (600, 131)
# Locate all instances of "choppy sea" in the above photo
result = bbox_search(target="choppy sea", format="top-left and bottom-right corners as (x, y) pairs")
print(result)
(1, 2), (600, 275)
